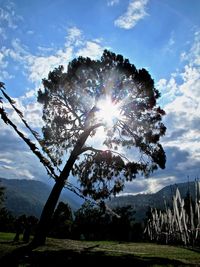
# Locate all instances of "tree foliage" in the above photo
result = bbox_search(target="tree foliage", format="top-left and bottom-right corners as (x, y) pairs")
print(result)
(74, 201), (139, 241)
(50, 201), (73, 238)
(0, 50), (166, 246)
(0, 183), (5, 208)
(0, 182), (15, 232)
(38, 50), (166, 199)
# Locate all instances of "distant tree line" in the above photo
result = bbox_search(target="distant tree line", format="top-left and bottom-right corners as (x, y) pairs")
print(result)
(0, 183), (38, 242)
(1, 180), (200, 246)
(46, 200), (144, 242)
(0, 183), (144, 242)
(0, 183), (15, 232)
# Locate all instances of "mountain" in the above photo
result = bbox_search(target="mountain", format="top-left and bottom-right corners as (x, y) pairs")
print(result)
(107, 181), (200, 222)
(0, 177), (81, 218)
(1, 177), (199, 222)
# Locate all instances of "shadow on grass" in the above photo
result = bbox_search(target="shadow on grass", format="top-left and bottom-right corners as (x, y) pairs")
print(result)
(0, 242), (190, 267)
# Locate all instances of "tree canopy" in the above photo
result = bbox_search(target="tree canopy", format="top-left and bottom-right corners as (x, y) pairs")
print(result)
(0, 50), (166, 246)
(38, 49), (166, 200)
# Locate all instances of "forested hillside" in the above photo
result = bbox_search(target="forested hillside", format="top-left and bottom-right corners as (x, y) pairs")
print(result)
(108, 181), (199, 221)
(0, 178), (80, 218)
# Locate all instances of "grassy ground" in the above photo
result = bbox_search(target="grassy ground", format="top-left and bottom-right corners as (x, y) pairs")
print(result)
(0, 232), (199, 266)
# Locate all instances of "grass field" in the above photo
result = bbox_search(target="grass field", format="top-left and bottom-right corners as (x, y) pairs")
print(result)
(0, 232), (199, 266)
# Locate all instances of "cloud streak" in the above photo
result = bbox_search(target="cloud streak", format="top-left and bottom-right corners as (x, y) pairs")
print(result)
(0, 2), (22, 39)
(122, 30), (200, 195)
(154, 30), (200, 186)
(1, 26), (105, 85)
(107, 0), (119, 7)
(114, 0), (149, 29)
(159, 31), (200, 157)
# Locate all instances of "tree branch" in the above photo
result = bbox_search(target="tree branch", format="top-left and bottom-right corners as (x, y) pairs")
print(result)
(80, 146), (102, 154)
(119, 121), (139, 141)
(53, 95), (84, 128)
(0, 88), (41, 142)
(0, 106), (58, 180)
(81, 146), (130, 162)
(1, 88), (62, 170)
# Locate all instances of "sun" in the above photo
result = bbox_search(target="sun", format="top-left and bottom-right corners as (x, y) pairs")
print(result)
(96, 96), (121, 127)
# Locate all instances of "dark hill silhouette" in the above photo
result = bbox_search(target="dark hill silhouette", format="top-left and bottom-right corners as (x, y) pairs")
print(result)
(107, 181), (199, 222)
(1, 177), (199, 221)
(0, 177), (80, 218)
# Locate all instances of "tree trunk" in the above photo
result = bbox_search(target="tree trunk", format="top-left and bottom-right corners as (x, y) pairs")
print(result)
(31, 177), (65, 247)
(31, 123), (102, 248)
(31, 150), (78, 247)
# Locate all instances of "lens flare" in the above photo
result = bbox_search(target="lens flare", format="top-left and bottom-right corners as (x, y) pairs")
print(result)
(96, 96), (121, 127)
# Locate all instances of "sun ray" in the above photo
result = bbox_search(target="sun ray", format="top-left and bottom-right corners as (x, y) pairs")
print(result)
(96, 96), (122, 127)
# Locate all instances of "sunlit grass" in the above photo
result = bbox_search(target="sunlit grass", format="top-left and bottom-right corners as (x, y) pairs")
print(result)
(43, 238), (200, 265)
(0, 234), (200, 265)
(0, 232), (15, 241)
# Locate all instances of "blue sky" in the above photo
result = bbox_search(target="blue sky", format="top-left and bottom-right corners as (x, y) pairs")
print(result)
(0, 0), (200, 196)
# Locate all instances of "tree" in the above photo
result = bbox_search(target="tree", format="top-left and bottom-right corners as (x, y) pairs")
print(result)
(74, 201), (105, 240)
(110, 205), (135, 241)
(0, 208), (15, 232)
(50, 201), (73, 238)
(74, 202), (137, 241)
(22, 215), (38, 243)
(0, 182), (15, 232)
(0, 50), (166, 247)
(0, 182), (5, 208)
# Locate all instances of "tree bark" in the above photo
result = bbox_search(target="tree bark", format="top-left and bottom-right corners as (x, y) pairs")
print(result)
(31, 176), (66, 247)
(31, 123), (102, 247)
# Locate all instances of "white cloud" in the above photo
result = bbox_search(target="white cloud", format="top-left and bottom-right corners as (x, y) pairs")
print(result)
(27, 30), (34, 35)
(1, 36), (73, 84)
(26, 47), (73, 83)
(107, 0), (119, 7)
(0, 158), (12, 164)
(0, 2), (22, 40)
(0, 88), (43, 137)
(0, 165), (14, 170)
(168, 35), (175, 47)
(37, 46), (54, 53)
(0, 52), (8, 68)
(0, 25), (105, 183)
(0, 50), (13, 80)
(164, 68), (200, 117)
(2, 26), (104, 84)
(22, 89), (36, 99)
(23, 101), (44, 128)
(76, 41), (104, 59)
(114, 0), (149, 29)
(1, 38), (29, 63)
(181, 31), (200, 66)
(162, 31), (175, 54)
(0, 148), (47, 182)
(123, 176), (176, 195)
(2, 92), (43, 130)
(157, 31), (200, 162)
(66, 26), (83, 46)
(157, 76), (179, 103)
(0, 27), (7, 39)
(0, 6), (17, 29)
(1, 26), (105, 138)
(17, 169), (35, 180)
(0, 159), (35, 180)
(0, 70), (14, 80)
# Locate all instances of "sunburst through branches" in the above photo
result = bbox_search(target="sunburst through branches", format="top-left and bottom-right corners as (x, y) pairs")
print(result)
(96, 96), (122, 128)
